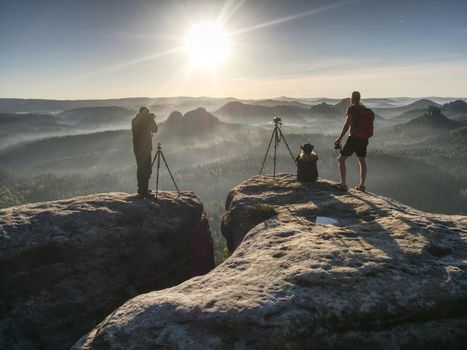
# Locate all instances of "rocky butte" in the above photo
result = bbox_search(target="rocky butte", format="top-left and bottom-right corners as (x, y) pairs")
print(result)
(0, 191), (214, 350)
(74, 174), (467, 349)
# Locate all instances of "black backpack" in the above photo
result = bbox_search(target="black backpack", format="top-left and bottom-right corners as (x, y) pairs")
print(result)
(296, 155), (318, 182)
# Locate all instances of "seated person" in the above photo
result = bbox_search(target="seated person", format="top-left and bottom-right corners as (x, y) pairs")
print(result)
(296, 143), (318, 182)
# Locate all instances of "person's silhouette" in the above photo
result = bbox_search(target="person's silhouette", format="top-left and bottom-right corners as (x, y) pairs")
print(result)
(132, 106), (158, 197)
(335, 91), (374, 191)
(296, 143), (318, 182)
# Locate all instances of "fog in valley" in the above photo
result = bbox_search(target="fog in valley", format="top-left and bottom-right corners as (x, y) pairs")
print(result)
(1, 96), (466, 263)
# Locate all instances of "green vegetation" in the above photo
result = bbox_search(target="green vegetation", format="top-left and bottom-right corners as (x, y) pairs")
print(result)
(1, 118), (466, 266)
(398, 127), (467, 179)
(0, 172), (126, 206)
(204, 201), (230, 266)
(0, 187), (23, 208)
(249, 204), (277, 221)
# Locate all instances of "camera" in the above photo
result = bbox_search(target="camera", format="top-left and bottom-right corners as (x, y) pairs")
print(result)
(273, 116), (282, 125)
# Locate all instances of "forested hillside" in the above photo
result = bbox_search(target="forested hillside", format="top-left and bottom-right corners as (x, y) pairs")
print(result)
(1, 100), (466, 266)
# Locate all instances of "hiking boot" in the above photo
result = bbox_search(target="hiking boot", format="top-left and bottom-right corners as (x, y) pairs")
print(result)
(334, 183), (348, 191)
(138, 191), (154, 198)
(355, 185), (366, 192)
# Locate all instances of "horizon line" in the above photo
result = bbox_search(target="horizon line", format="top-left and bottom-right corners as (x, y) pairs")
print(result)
(1, 95), (466, 101)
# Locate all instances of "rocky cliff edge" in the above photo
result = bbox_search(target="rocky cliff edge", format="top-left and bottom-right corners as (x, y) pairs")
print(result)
(0, 191), (212, 350)
(74, 175), (467, 349)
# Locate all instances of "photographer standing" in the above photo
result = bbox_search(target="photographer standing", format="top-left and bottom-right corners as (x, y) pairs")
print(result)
(334, 91), (374, 192)
(132, 106), (158, 197)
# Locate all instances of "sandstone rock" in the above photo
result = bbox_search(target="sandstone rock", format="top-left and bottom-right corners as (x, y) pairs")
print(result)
(165, 110), (183, 127)
(0, 191), (213, 350)
(74, 175), (467, 349)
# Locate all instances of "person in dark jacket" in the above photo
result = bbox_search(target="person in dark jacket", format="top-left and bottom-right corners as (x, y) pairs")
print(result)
(296, 143), (318, 182)
(132, 106), (158, 197)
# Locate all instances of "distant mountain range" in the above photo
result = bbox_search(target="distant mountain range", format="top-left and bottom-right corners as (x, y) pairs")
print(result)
(391, 99), (467, 122)
(405, 99), (442, 110)
(213, 101), (308, 123)
(405, 107), (461, 129)
(308, 98), (352, 119)
(213, 98), (389, 123)
(0, 98), (151, 113)
(0, 97), (237, 114)
(1, 96), (465, 114)
(374, 99), (441, 119)
(58, 106), (134, 126)
(0, 106), (136, 149)
(388, 107), (463, 139)
(241, 99), (311, 108)
(1, 97), (466, 153)
(309, 102), (340, 118)
(442, 100), (467, 118)
(392, 108), (428, 122)
(161, 108), (228, 136)
(0, 108), (246, 173)
(213, 97), (383, 123)
(150, 97), (237, 115)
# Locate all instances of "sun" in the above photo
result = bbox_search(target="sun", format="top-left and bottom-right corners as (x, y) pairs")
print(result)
(185, 22), (230, 67)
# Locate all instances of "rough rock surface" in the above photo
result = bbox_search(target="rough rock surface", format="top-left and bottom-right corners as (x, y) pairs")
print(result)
(0, 191), (211, 350)
(74, 175), (467, 349)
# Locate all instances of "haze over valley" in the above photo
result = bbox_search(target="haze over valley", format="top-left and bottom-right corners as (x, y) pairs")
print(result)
(1, 96), (466, 234)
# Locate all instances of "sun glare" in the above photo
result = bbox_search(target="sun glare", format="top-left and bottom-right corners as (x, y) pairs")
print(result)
(185, 22), (230, 67)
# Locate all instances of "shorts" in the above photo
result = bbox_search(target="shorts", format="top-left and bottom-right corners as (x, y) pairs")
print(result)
(341, 136), (368, 157)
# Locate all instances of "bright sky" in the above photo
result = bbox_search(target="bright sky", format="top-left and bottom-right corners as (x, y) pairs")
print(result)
(1, 0), (466, 99)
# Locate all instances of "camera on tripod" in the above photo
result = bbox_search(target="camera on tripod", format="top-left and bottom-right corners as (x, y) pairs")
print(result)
(259, 117), (296, 181)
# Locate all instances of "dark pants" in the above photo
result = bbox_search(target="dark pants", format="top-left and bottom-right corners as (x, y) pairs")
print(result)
(341, 136), (368, 158)
(136, 152), (152, 195)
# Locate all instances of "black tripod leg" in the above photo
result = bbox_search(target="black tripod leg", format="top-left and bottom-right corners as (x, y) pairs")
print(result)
(278, 128), (297, 165)
(160, 151), (180, 194)
(273, 128), (278, 180)
(155, 151), (161, 199)
(151, 151), (158, 167)
(259, 127), (276, 175)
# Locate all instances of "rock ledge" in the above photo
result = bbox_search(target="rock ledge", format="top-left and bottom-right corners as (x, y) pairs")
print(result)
(74, 175), (467, 349)
(1, 191), (208, 350)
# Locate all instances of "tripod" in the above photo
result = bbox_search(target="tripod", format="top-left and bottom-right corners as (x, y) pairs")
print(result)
(151, 143), (180, 199)
(259, 117), (296, 181)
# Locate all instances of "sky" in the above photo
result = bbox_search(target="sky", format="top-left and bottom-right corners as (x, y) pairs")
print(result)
(1, 0), (467, 99)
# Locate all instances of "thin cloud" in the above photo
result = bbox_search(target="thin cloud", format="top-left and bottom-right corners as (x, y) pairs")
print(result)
(230, 0), (359, 36)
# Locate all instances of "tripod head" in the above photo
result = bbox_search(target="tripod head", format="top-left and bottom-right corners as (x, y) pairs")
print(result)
(273, 116), (282, 127)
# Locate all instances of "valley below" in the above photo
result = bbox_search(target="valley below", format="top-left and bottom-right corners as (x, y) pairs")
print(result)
(1, 95), (467, 349)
